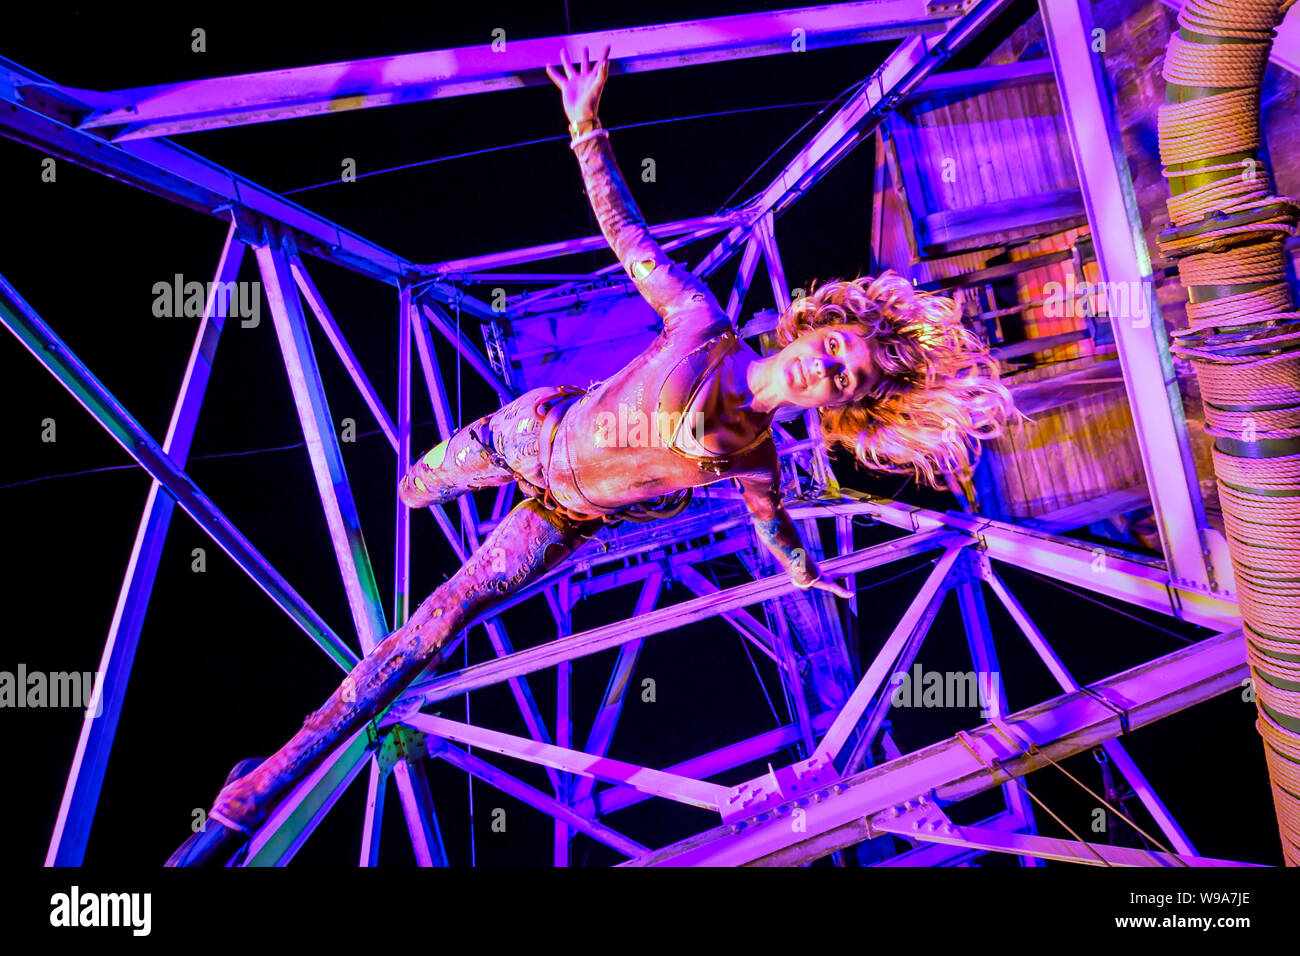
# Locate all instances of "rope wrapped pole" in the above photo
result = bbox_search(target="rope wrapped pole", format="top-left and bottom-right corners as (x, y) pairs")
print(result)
(1157, 0), (1300, 865)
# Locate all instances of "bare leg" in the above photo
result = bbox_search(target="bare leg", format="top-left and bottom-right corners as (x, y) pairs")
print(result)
(167, 497), (595, 865)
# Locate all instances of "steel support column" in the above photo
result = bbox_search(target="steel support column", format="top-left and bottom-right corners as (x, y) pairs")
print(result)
(1039, 0), (1222, 591)
(45, 224), (244, 866)
(0, 268), (358, 671)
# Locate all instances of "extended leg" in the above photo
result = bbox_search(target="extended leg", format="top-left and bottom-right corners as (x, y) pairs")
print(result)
(167, 498), (595, 865)
(398, 412), (508, 509)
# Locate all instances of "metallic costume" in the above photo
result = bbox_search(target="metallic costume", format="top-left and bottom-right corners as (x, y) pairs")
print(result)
(167, 119), (822, 865)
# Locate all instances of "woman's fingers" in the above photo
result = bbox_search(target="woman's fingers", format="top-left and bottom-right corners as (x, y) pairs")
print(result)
(813, 578), (854, 599)
(558, 47), (572, 77)
(544, 63), (562, 88)
(582, 46), (590, 71)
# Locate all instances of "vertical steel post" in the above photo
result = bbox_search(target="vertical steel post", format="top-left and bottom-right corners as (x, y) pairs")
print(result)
(952, 550), (1041, 867)
(554, 579), (573, 866)
(45, 223), (244, 866)
(983, 565), (1197, 854)
(255, 233), (389, 650)
(1039, 0), (1220, 590)
(409, 297), (561, 792)
(571, 572), (664, 806)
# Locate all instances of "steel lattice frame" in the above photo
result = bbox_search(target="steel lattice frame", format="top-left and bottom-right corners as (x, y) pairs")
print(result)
(0, 0), (1274, 867)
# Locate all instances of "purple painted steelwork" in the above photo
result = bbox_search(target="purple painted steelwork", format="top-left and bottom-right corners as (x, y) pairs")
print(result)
(430, 214), (739, 275)
(815, 546), (967, 763)
(396, 286), (414, 626)
(0, 268), (358, 672)
(841, 550), (957, 773)
(625, 629), (1249, 866)
(78, 3), (956, 139)
(2, 0), (1258, 867)
(292, 257), (399, 452)
(952, 551), (1041, 867)
(1039, 0), (1221, 591)
(45, 225), (245, 867)
(578, 711), (836, 819)
(554, 580), (574, 866)
(983, 566), (1198, 855)
(570, 572), (663, 808)
(725, 234), (764, 322)
(256, 237), (389, 651)
(808, 495), (1240, 629)
(674, 565), (783, 665)
(392, 759), (449, 867)
(870, 818), (1257, 867)
(360, 759), (386, 868)
(399, 529), (963, 709)
(419, 300), (511, 401)
(432, 741), (649, 858)
(408, 714), (729, 811)
(693, 0), (1015, 280)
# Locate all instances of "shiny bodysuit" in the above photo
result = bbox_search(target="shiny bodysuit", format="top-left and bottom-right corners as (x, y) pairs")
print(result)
(169, 121), (819, 863)
(402, 128), (796, 526)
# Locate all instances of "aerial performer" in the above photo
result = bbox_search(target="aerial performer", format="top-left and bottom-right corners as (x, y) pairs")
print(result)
(168, 46), (1013, 865)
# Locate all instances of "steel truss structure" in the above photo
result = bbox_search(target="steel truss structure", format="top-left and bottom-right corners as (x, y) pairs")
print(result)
(0, 0), (1269, 866)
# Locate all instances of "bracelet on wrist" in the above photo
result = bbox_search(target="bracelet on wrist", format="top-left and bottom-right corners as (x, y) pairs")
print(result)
(568, 116), (600, 138)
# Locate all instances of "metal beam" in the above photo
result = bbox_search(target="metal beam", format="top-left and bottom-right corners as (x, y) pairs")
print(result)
(571, 572), (663, 807)
(1039, 0), (1220, 591)
(983, 565), (1198, 855)
(0, 55), (490, 320)
(0, 268), (358, 672)
(418, 300), (511, 401)
(291, 257), (399, 451)
(870, 817), (1259, 866)
(392, 759), (449, 867)
(625, 628), (1248, 865)
(257, 235), (390, 651)
(812, 494), (1241, 630)
(398, 528), (963, 708)
(693, 0), (1015, 279)
(76, 2), (961, 139)
(432, 741), (649, 859)
(45, 225), (244, 866)
(816, 546), (966, 763)
(407, 714), (729, 811)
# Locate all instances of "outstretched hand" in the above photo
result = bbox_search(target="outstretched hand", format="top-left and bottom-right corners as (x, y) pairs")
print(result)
(809, 577), (854, 600)
(544, 44), (612, 124)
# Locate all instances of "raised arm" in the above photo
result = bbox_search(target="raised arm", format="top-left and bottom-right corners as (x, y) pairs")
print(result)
(736, 464), (853, 599)
(547, 47), (721, 328)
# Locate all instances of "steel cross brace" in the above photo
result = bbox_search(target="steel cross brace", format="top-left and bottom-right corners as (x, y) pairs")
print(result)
(396, 528), (964, 708)
(691, 0), (1016, 281)
(406, 714), (729, 812)
(0, 268), (358, 673)
(45, 223), (243, 866)
(623, 627), (1249, 866)
(1039, 0), (1222, 591)
(981, 562), (1199, 855)
(75, 2), (962, 139)
(261, 224), (453, 867)
(867, 802), (1260, 866)
(799, 493), (1241, 630)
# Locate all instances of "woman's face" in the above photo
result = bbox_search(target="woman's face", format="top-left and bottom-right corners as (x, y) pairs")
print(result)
(766, 325), (880, 409)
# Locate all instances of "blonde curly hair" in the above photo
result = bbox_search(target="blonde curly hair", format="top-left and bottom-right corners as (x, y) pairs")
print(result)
(777, 271), (1014, 489)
